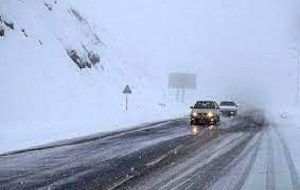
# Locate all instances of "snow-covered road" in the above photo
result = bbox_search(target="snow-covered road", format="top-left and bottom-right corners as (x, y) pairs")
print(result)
(2, 110), (297, 190)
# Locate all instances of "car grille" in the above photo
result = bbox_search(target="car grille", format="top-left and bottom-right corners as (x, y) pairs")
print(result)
(197, 113), (207, 117)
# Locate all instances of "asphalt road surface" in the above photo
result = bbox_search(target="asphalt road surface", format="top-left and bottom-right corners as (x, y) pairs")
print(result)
(0, 110), (298, 190)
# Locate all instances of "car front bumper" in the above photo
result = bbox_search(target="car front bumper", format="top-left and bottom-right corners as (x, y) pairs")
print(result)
(221, 110), (237, 117)
(190, 115), (218, 125)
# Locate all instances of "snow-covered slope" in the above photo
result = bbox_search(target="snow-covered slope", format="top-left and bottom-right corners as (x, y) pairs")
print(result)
(0, 0), (188, 153)
(0, 0), (298, 153)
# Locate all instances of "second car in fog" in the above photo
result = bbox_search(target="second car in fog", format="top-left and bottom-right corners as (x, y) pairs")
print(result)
(219, 101), (238, 117)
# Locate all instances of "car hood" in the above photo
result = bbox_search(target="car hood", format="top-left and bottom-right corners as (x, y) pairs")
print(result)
(191, 109), (219, 114)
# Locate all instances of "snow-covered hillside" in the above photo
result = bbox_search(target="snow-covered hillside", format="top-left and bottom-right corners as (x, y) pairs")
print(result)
(0, 0), (298, 153)
(0, 0), (189, 153)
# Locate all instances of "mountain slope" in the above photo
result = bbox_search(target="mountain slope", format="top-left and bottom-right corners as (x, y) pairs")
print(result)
(0, 0), (185, 153)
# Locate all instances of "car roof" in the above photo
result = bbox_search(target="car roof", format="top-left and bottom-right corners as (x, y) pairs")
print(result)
(220, 101), (236, 103)
(196, 100), (216, 103)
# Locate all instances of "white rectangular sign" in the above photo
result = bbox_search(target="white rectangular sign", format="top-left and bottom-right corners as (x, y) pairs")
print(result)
(168, 73), (197, 89)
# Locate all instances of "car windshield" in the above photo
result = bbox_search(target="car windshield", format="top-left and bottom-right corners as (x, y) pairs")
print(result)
(220, 101), (236, 106)
(194, 101), (216, 109)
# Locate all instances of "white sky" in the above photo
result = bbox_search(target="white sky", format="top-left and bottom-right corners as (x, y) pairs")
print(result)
(73, 0), (300, 107)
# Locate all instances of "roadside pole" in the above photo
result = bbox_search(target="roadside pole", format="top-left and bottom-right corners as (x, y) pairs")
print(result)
(292, 48), (300, 106)
(125, 94), (128, 111)
(123, 85), (132, 111)
(296, 49), (300, 106)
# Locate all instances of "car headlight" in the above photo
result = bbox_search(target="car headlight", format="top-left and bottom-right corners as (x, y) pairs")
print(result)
(207, 112), (214, 117)
(192, 112), (198, 117)
(192, 126), (199, 134)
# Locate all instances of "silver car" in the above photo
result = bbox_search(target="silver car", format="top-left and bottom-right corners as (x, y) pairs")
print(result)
(219, 101), (238, 117)
(190, 101), (221, 125)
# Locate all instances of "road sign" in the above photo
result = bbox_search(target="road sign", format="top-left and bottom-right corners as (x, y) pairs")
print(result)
(123, 85), (132, 94)
(123, 85), (132, 111)
(168, 73), (197, 89)
(168, 73), (197, 102)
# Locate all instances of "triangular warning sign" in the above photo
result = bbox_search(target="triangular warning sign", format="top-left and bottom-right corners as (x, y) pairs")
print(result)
(123, 85), (132, 94)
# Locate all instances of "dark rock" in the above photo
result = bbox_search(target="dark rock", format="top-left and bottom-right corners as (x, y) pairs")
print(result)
(66, 49), (86, 69)
(0, 28), (4, 37)
(70, 8), (84, 22)
(84, 60), (92, 68)
(44, 2), (53, 11)
(88, 52), (100, 65)
(3, 20), (14, 30)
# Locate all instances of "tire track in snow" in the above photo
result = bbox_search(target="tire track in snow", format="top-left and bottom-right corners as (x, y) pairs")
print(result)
(178, 133), (254, 190)
(273, 126), (300, 190)
(230, 130), (264, 190)
(207, 126), (265, 190)
(265, 128), (275, 190)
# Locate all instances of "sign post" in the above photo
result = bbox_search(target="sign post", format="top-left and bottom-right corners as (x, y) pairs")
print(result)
(168, 73), (197, 102)
(123, 85), (132, 111)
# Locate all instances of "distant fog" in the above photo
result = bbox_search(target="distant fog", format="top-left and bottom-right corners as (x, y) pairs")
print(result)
(77, 0), (299, 108)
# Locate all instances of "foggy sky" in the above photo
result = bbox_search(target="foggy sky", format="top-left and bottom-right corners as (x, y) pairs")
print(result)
(76, 0), (300, 108)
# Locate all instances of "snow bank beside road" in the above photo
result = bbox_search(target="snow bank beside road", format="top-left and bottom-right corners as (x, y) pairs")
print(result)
(0, 100), (188, 154)
(270, 109), (300, 177)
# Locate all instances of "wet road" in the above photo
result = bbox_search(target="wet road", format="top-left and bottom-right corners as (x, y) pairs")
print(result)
(0, 110), (296, 190)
